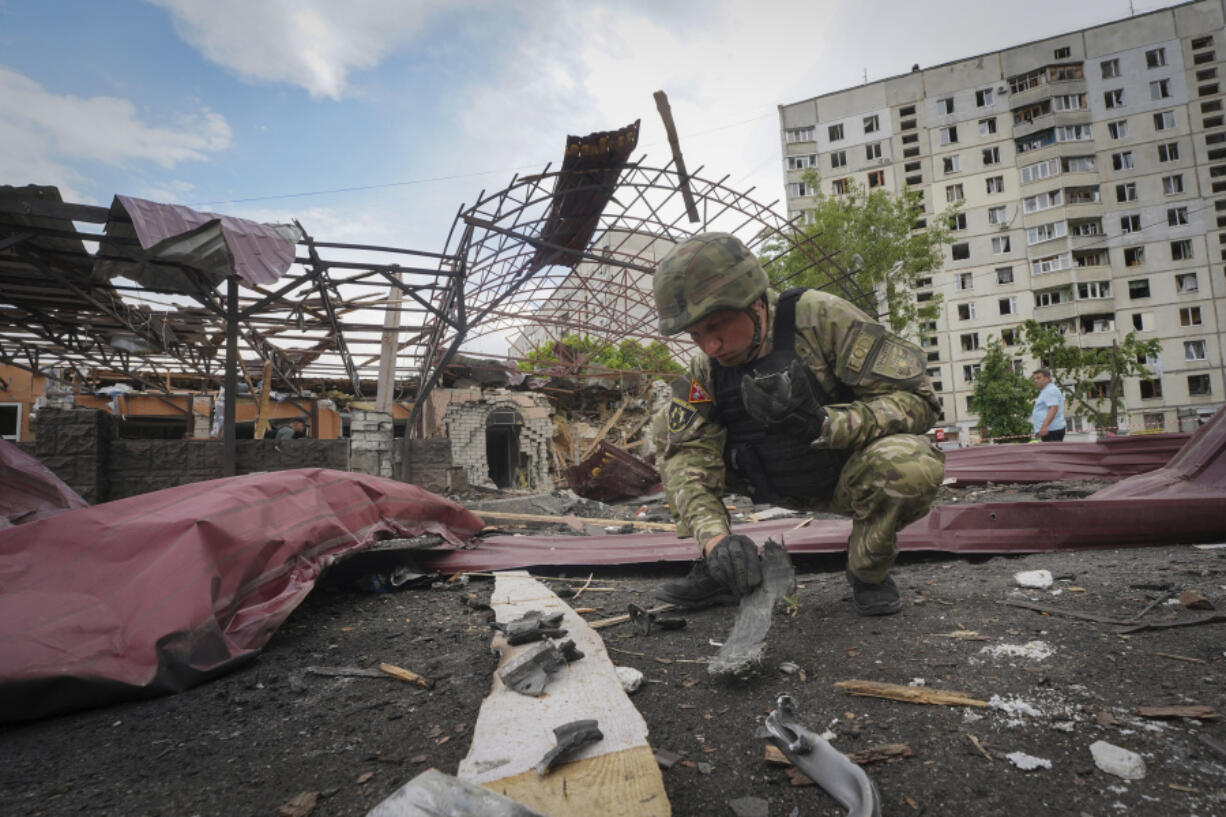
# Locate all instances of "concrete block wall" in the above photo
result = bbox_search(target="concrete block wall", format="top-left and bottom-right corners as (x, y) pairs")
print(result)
(443, 390), (554, 490)
(349, 408), (394, 478)
(34, 408), (110, 503)
(402, 438), (469, 494)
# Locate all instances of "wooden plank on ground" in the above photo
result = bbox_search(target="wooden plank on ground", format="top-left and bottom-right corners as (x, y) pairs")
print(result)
(458, 573), (670, 817)
(834, 679), (989, 708)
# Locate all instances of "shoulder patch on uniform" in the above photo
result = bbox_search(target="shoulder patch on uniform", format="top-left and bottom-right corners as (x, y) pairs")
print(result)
(667, 398), (698, 433)
(837, 321), (885, 386)
(687, 380), (712, 403)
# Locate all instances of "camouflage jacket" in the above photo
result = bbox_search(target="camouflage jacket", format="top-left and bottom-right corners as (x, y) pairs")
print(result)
(659, 289), (940, 544)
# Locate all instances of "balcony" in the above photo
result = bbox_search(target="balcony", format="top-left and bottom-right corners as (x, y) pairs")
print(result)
(1033, 300), (1077, 321)
(1012, 109), (1093, 141)
(1008, 77), (1087, 111)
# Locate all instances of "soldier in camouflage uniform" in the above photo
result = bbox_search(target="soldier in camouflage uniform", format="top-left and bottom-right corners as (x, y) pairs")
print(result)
(652, 232), (945, 616)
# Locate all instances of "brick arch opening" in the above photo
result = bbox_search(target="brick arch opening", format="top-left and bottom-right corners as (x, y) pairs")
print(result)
(443, 392), (553, 491)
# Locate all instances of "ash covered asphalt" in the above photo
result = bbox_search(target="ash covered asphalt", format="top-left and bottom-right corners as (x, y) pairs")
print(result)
(1, 484), (1224, 817)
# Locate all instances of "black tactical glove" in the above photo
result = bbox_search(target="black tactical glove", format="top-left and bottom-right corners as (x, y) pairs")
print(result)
(741, 359), (829, 442)
(704, 534), (763, 597)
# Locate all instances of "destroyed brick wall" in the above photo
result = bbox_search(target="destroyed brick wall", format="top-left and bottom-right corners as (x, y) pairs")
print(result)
(402, 438), (469, 494)
(443, 390), (554, 491)
(34, 408), (110, 503)
(106, 440), (350, 500)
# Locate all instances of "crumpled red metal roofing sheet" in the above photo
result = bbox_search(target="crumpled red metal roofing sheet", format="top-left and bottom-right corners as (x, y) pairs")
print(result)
(0, 469), (483, 723)
(418, 409), (1226, 573)
(942, 432), (1189, 484)
(0, 438), (87, 528)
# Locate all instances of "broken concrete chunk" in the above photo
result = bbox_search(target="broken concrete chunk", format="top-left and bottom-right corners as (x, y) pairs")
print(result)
(1006, 751), (1052, 771)
(1014, 570), (1053, 589)
(1090, 740), (1146, 780)
(727, 796), (769, 817)
(536, 719), (603, 775)
(616, 666), (644, 693)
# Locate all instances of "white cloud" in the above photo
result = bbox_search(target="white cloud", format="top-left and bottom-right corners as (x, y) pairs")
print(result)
(0, 67), (232, 201)
(149, 0), (480, 99)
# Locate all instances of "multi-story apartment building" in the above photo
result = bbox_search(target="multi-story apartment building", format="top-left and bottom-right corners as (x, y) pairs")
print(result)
(779, 0), (1226, 437)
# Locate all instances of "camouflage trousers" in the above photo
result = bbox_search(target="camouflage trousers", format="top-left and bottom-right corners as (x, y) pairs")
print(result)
(825, 434), (944, 583)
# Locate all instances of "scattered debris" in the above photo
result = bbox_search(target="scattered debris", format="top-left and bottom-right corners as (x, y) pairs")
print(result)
(988, 695), (1043, 718)
(1014, 570), (1053, 589)
(493, 610), (568, 646)
(306, 666), (386, 679)
(378, 662), (433, 689)
(967, 735), (993, 761)
(928, 630), (990, 641)
(356, 771), (375, 785)
(979, 641), (1054, 662)
(565, 441), (660, 503)
(708, 540), (796, 678)
(1006, 752), (1051, 771)
(847, 744), (915, 766)
(589, 603), (676, 630)
(276, 791), (318, 817)
(1151, 652), (1206, 664)
(627, 603), (686, 636)
(779, 661), (802, 676)
(1118, 612), (1226, 634)
(616, 666), (644, 694)
(536, 719), (604, 775)
(1178, 589), (1215, 610)
(1134, 705), (1219, 720)
(834, 680), (988, 708)
(497, 639), (583, 697)
(1090, 740), (1147, 780)
(763, 695), (883, 817)
(727, 795), (770, 817)
(1000, 600), (1131, 626)
(1198, 733), (1226, 762)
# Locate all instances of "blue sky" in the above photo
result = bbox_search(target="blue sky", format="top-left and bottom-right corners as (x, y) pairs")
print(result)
(1, 0), (1186, 258)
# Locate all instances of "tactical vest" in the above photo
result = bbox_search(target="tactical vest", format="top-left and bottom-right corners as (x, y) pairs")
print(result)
(710, 289), (851, 504)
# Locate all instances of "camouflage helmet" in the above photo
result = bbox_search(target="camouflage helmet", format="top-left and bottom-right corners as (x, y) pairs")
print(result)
(653, 232), (768, 336)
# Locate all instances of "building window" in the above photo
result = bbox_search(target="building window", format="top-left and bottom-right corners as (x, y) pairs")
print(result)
(1154, 110), (1176, 130)
(1031, 254), (1068, 275)
(960, 333), (980, 352)
(1067, 187), (1100, 204)
(867, 170), (885, 188)
(1053, 93), (1086, 111)
(954, 271), (973, 290)
(1027, 221), (1067, 244)
(828, 123), (844, 141)
(1101, 59), (1120, 78)
(1056, 124), (1093, 142)
(988, 205), (1008, 225)
(788, 182), (812, 197)
(866, 142), (882, 161)
(1180, 306), (1203, 326)
(939, 126), (959, 145)
(982, 146), (1000, 165)
(863, 114), (879, 133)
(1124, 246), (1145, 266)
(957, 302), (977, 320)
(951, 242), (970, 260)
(1129, 279), (1150, 299)
(1176, 272), (1199, 293)
(1112, 151), (1133, 170)
(1188, 374), (1212, 396)
(996, 266), (1014, 284)
(785, 126), (815, 143)
(1171, 239), (1193, 261)
(946, 183), (965, 202)
(986, 176), (1004, 194)
(831, 150), (847, 168)
(787, 154), (817, 170)
(962, 364), (982, 382)
(1162, 175), (1184, 195)
(1077, 281), (1111, 299)
(992, 235), (1011, 254)
(938, 97), (955, 115)
(1140, 381), (1163, 399)
(1063, 155), (1095, 173)
(1002, 328), (1017, 346)
(976, 88), (994, 107)
(1133, 311), (1152, 330)
(950, 213), (967, 231)
(1146, 47), (1167, 68)
(943, 155), (961, 174)
(1104, 89), (1124, 108)
(1116, 183), (1137, 202)
(1151, 79), (1171, 100)
(1158, 142), (1180, 162)
(1185, 340), (1208, 361)
(0, 404), (18, 442)
(1107, 123), (1129, 144)
(999, 296), (1017, 315)
(1054, 46), (1072, 59)
(1120, 214), (1141, 233)
(979, 117), (997, 136)
(1035, 289), (1065, 307)
(832, 178), (849, 195)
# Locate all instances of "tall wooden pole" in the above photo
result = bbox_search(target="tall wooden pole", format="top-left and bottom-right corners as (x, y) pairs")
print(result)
(223, 276), (238, 476)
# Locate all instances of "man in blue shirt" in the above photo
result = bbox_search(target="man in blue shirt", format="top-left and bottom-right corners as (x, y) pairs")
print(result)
(1031, 368), (1066, 441)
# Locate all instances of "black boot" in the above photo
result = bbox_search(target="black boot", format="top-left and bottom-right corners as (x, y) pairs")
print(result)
(655, 559), (738, 609)
(846, 568), (902, 616)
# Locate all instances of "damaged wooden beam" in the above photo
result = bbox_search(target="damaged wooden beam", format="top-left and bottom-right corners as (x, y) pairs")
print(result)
(834, 679), (989, 708)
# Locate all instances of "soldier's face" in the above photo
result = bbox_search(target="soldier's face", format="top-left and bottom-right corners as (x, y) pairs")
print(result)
(686, 307), (757, 364)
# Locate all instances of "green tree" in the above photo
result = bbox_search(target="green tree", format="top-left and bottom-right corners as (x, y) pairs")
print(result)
(968, 336), (1033, 443)
(518, 332), (683, 379)
(760, 173), (957, 334)
(1017, 320), (1162, 433)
